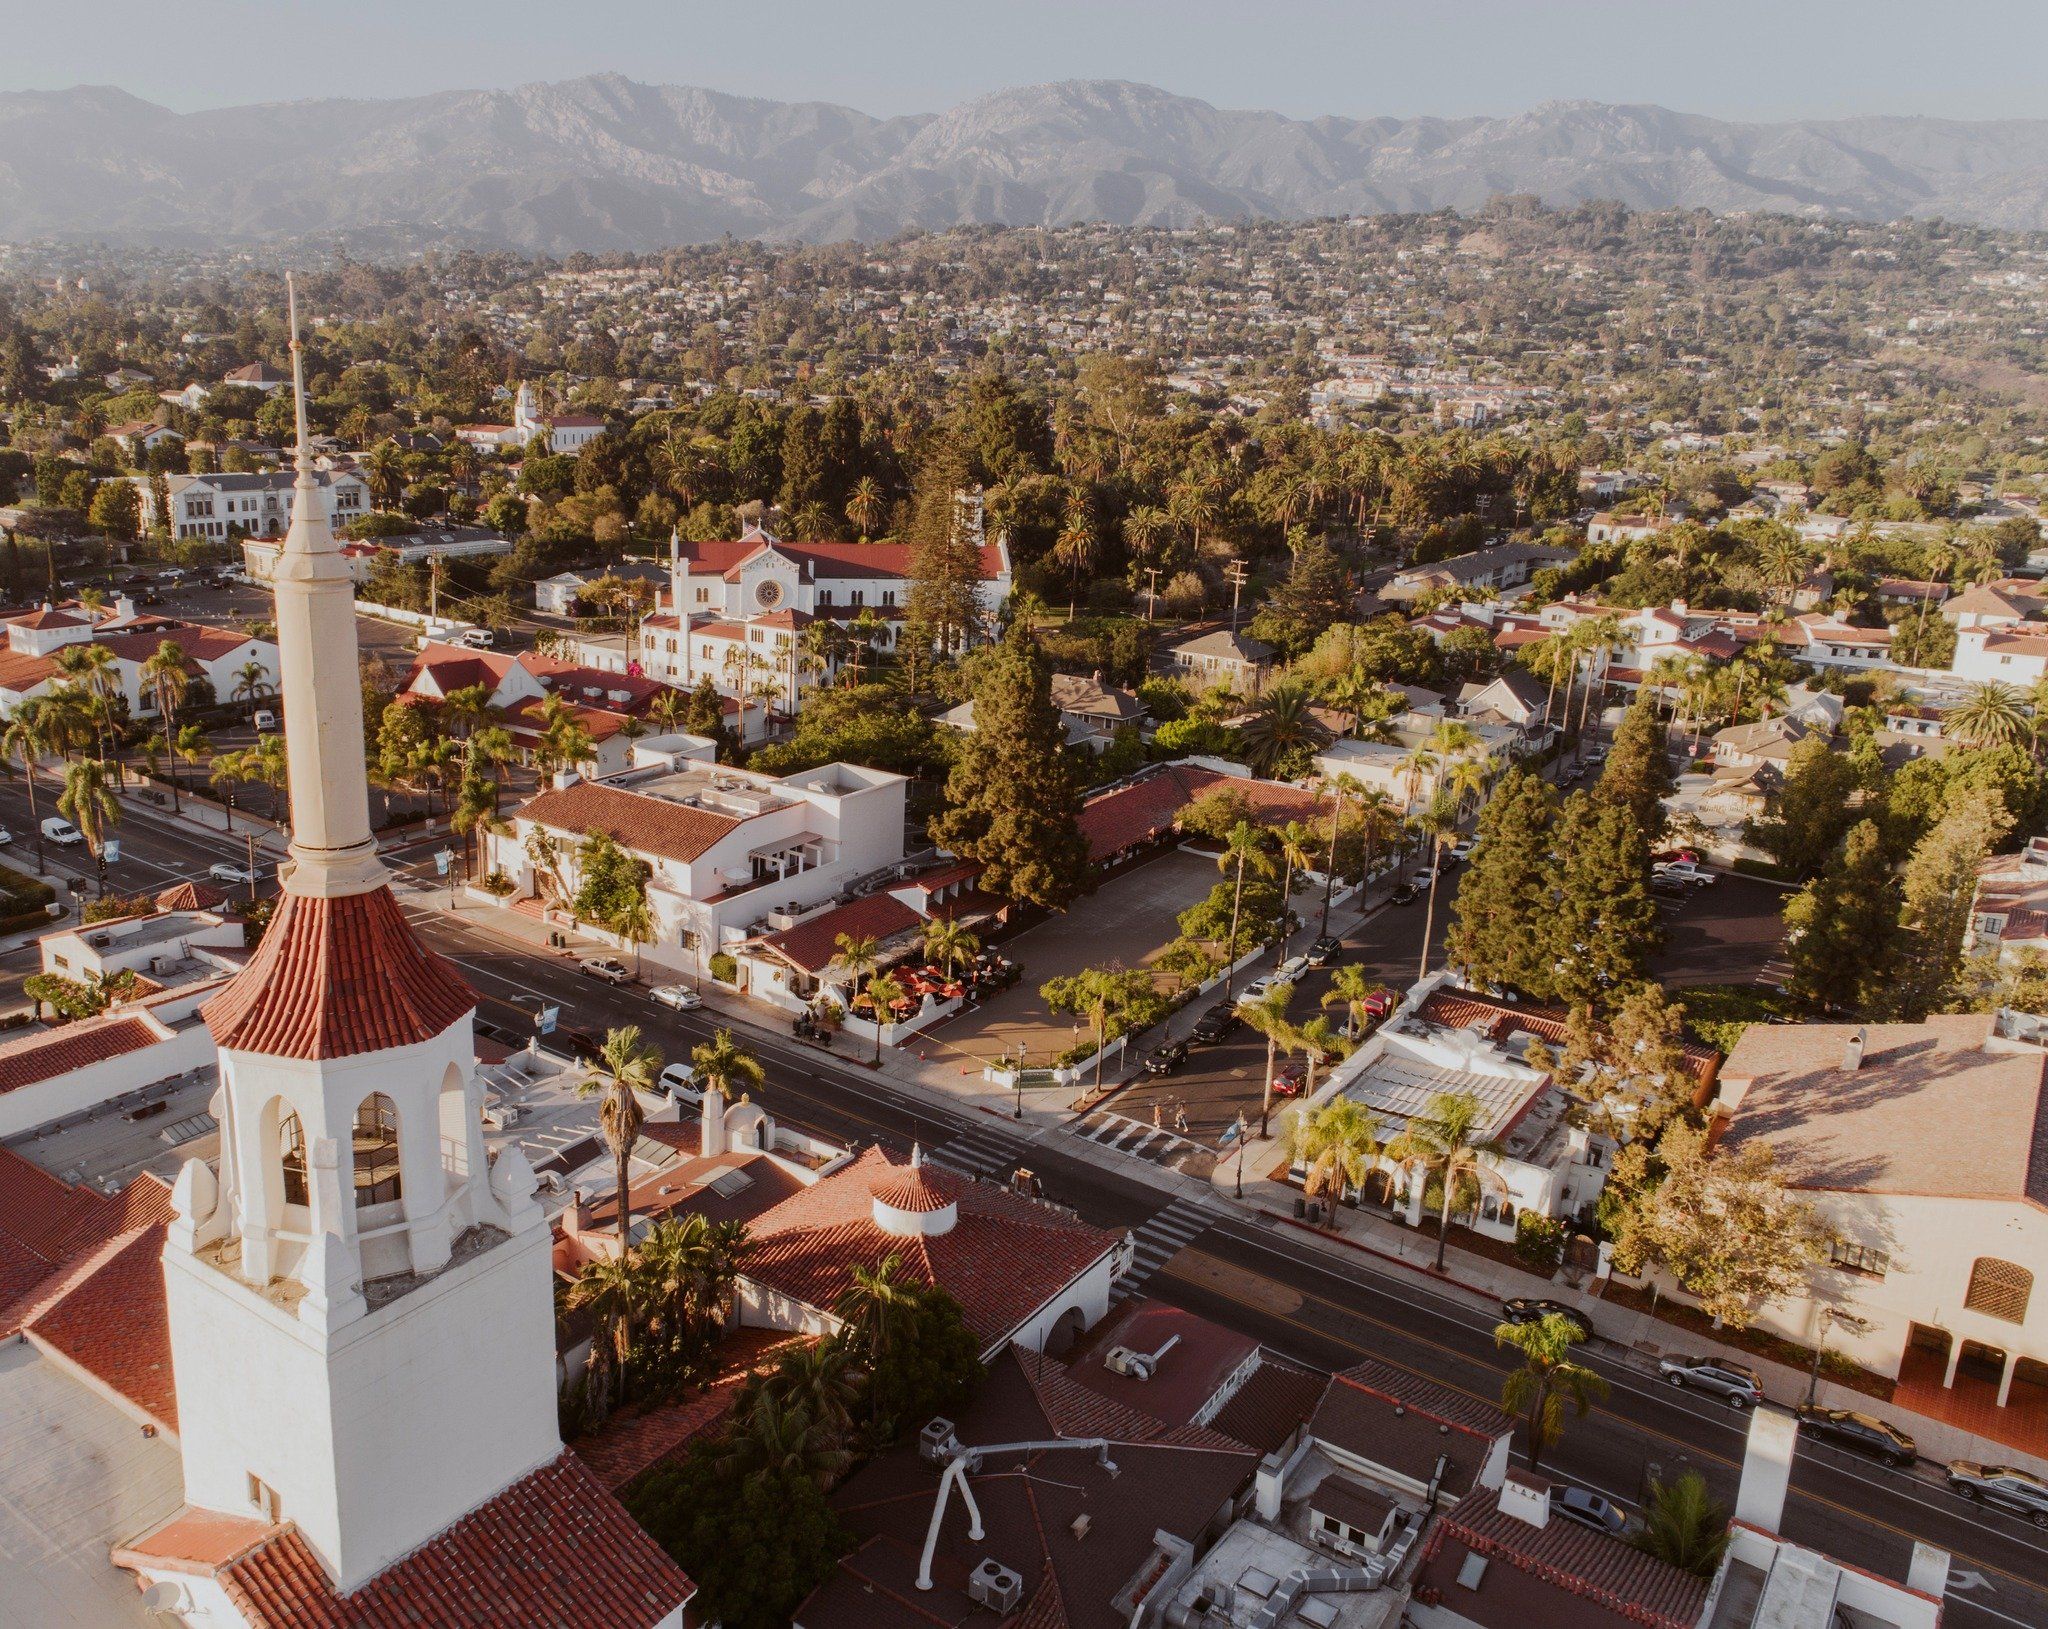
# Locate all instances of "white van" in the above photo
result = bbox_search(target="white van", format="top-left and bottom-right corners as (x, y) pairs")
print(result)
(252, 709), (277, 732)
(41, 816), (83, 846)
(457, 628), (497, 649)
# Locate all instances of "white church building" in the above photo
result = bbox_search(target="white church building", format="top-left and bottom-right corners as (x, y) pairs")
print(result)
(454, 381), (606, 455)
(0, 285), (694, 1629)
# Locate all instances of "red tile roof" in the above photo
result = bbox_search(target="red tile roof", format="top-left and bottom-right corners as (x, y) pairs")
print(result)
(679, 536), (1005, 583)
(756, 891), (924, 972)
(203, 884), (475, 1061)
(0, 647), (61, 693)
(1415, 1484), (1709, 1629)
(96, 623), (256, 664)
(24, 1222), (178, 1431)
(157, 879), (231, 911)
(1418, 987), (1721, 1088)
(1310, 1357), (1512, 1500)
(517, 778), (743, 863)
(0, 1155), (173, 1338)
(871, 1157), (962, 1214)
(744, 1147), (1118, 1351)
(120, 1451), (694, 1629)
(1076, 765), (1324, 863)
(0, 1011), (162, 1094)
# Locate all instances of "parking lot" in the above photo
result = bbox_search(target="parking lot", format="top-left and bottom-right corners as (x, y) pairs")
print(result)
(922, 847), (1223, 1069)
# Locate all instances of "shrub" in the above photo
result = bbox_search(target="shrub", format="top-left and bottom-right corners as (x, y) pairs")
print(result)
(709, 952), (738, 985)
(1513, 1212), (1567, 1274)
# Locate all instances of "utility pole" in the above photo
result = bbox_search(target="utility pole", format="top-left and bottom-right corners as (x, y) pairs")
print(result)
(1224, 558), (1248, 634)
(245, 828), (258, 908)
(1143, 567), (1160, 623)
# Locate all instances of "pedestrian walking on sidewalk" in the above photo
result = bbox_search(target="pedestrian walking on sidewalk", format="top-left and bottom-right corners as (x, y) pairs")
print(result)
(1152, 1101), (1163, 1129)
(1175, 1103), (1189, 1135)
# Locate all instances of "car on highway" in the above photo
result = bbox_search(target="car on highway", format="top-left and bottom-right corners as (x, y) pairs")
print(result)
(1553, 1486), (1628, 1537)
(41, 817), (83, 846)
(649, 984), (702, 1011)
(1306, 934), (1342, 966)
(1794, 1406), (1916, 1467)
(657, 1061), (701, 1103)
(1142, 1040), (1189, 1076)
(578, 956), (634, 986)
(1659, 1354), (1764, 1409)
(208, 862), (261, 885)
(1190, 1003), (1242, 1044)
(1945, 1461), (2048, 1525)
(1387, 881), (1420, 906)
(1500, 1297), (1594, 1340)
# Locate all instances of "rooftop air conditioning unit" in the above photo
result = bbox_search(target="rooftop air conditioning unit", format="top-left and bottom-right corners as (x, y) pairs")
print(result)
(919, 1417), (959, 1464)
(968, 1559), (1023, 1615)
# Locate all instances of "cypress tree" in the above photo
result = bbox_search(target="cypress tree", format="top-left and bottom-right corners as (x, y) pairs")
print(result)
(1546, 790), (1660, 1010)
(1782, 819), (1900, 1016)
(1596, 696), (1674, 844)
(1447, 765), (1560, 994)
(928, 621), (1092, 911)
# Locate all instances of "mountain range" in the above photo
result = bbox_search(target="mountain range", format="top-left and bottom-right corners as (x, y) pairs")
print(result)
(5, 75), (2048, 254)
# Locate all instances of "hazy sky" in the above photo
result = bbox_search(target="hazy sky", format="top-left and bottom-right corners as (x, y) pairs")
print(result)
(9, 0), (2047, 122)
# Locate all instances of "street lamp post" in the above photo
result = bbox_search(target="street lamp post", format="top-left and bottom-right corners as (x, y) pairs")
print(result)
(1232, 1112), (1248, 1200)
(1804, 1307), (1871, 1407)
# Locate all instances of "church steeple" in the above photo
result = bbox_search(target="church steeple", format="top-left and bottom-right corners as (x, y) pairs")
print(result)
(272, 273), (382, 900)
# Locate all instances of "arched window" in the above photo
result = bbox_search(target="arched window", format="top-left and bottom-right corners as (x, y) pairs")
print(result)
(352, 1094), (403, 1208)
(1965, 1258), (2033, 1324)
(278, 1111), (308, 1207)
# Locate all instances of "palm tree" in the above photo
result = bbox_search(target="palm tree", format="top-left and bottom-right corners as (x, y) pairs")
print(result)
(1241, 980), (1296, 1138)
(1632, 1471), (1730, 1577)
(1271, 819), (1320, 965)
(3, 697), (61, 872)
(54, 642), (120, 766)
(613, 889), (656, 979)
(845, 475), (885, 542)
(232, 658), (271, 722)
(1386, 1088), (1505, 1272)
(58, 758), (118, 896)
(1413, 789), (1462, 986)
(758, 1339), (862, 1450)
(561, 1254), (642, 1420)
(533, 694), (595, 781)
(1238, 681), (1330, 777)
(1217, 820), (1275, 999)
(575, 1026), (662, 1245)
(833, 1252), (920, 1425)
(1322, 964), (1392, 1039)
(1494, 1312), (1609, 1472)
(1282, 1098), (1381, 1225)
(1949, 680), (2033, 751)
(690, 1026), (765, 1105)
(865, 972), (909, 1046)
(450, 773), (506, 880)
(139, 639), (190, 811)
(718, 1391), (852, 1491)
(920, 915), (979, 977)
(833, 932), (885, 1062)
(1293, 1013), (1349, 1099)
(469, 724), (515, 809)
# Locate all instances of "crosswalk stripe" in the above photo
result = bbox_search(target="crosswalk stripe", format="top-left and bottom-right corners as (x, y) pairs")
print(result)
(1114, 1198), (1216, 1298)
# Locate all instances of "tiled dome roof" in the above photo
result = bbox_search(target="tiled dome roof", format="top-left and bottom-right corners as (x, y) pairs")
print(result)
(868, 1151), (961, 1214)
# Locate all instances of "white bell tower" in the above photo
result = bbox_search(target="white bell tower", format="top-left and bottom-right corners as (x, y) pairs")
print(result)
(161, 277), (562, 1594)
(513, 379), (541, 444)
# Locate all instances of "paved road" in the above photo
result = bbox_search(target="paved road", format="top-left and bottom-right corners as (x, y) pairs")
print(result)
(0, 783), (2032, 1624)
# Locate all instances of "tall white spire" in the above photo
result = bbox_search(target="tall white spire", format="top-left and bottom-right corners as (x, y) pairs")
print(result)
(274, 274), (383, 898)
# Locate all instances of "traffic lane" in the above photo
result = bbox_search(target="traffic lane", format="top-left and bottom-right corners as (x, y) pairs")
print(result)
(0, 781), (266, 905)
(1652, 872), (1788, 986)
(405, 904), (1171, 1236)
(1160, 1217), (2048, 1627)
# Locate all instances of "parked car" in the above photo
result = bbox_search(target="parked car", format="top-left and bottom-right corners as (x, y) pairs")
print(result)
(650, 984), (702, 1011)
(1238, 969), (1300, 1005)
(1407, 869), (1438, 890)
(1651, 874), (1691, 899)
(457, 628), (497, 649)
(1190, 1003), (1241, 1044)
(1653, 848), (1699, 867)
(40, 816), (83, 846)
(0, 826), (13, 847)
(1306, 935), (1342, 967)
(208, 862), (260, 885)
(1795, 1405), (1916, 1467)
(1142, 1040), (1189, 1076)
(1388, 882), (1419, 906)
(553, 1026), (607, 1063)
(578, 956), (634, 986)
(1501, 1297), (1594, 1340)
(1658, 1354), (1764, 1409)
(1553, 1486), (1628, 1537)
(1654, 860), (1716, 887)
(1447, 839), (1477, 862)
(657, 1061), (700, 1103)
(252, 709), (277, 732)
(1269, 1057), (1310, 1098)
(1946, 1461), (2048, 1525)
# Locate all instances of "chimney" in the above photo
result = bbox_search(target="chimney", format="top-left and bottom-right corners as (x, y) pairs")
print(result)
(1734, 1408), (1798, 1535)
(1841, 1026), (1868, 1073)
(1498, 1469), (1551, 1529)
(563, 1188), (588, 1239)
(700, 1086), (726, 1160)
(1254, 1454), (1287, 1522)
(1070, 1514), (1090, 1541)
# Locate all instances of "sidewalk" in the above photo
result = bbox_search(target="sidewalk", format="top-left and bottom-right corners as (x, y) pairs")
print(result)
(1218, 1146), (2048, 1481)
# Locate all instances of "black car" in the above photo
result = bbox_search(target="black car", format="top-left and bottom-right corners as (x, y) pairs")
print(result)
(1190, 1003), (1242, 1044)
(1795, 1405), (1916, 1467)
(1142, 1040), (1189, 1076)
(1651, 873), (1690, 898)
(1501, 1297), (1594, 1340)
(1306, 935), (1342, 966)
(1388, 882), (1419, 906)
(1946, 1461), (2048, 1525)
